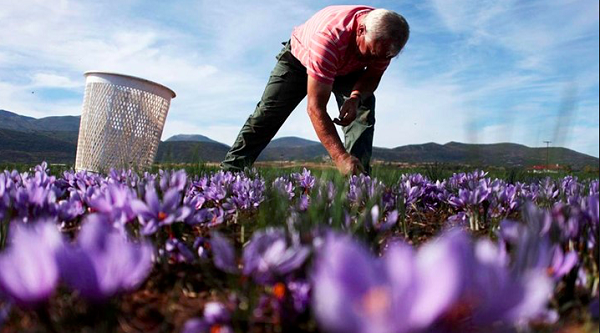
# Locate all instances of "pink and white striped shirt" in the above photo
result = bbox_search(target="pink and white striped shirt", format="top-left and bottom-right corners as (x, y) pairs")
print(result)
(290, 5), (391, 86)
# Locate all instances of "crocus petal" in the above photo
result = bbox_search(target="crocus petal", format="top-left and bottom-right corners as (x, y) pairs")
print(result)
(505, 271), (553, 323)
(409, 230), (467, 328)
(57, 245), (103, 300)
(0, 222), (62, 307)
(120, 241), (154, 290)
(162, 188), (181, 210)
(130, 199), (153, 219)
(552, 250), (578, 278)
(312, 233), (386, 333)
(60, 217), (154, 301)
(274, 247), (310, 276)
(211, 232), (238, 273)
(144, 187), (161, 215)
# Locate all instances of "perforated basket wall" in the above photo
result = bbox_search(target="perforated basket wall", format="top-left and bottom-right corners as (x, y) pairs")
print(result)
(75, 72), (175, 172)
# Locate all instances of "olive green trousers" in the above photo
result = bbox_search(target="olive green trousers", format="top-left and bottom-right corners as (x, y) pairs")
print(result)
(220, 41), (376, 174)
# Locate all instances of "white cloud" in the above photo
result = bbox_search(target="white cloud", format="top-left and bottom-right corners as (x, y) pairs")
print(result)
(0, 81), (81, 118)
(30, 73), (82, 89)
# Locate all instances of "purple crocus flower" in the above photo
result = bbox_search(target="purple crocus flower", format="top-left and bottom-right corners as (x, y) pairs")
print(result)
(497, 184), (521, 215)
(546, 247), (578, 279)
(57, 214), (154, 301)
(107, 168), (141, 189)
(200, 172), (230, 202)
(158, 169), (188, 193)
(297, 194), (310, 211)
(229, 176), (265, 211)
(87, 182), (137, 226)
(57, 190), (85, 223)
(131, 185), (191, 235)
(447, 170), (488, 190)
(398, 175), (425, 208)
(364, 205), (398, 232)
(184, 171), (264, 226)
(272, 177), (295, 200)
(347, 174), (385, 206)
(12, 180), (58, 223)
(56, 169), (102, 197)
(537, 177), (560, 204)
(243, 228), (310, 284)
(448, 187), (490, 209)
(182, 302), (233, 333)
(589, 180), (599, 196)
(586, 193), (599, 219)
(295, 168), (315, 193)
(0, 220), (63, 307)
(0, 173), (13, 221)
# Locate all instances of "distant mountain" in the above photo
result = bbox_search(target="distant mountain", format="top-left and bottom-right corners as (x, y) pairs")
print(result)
(0, 109), (80, 132)
(156, 141), (230, 163)
(383, 142), (598, 169)
(1, 109), (598, 169)
(267, 136), (320, 148)
(0, 128), (77, 164)
(165, 134), (224, 145)
(258, 144), (328, 162)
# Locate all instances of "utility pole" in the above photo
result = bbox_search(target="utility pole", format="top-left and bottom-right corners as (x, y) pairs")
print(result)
(543, 141), (551, 172)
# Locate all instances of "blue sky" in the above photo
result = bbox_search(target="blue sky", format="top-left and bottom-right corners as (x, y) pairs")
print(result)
(1, 0), (598, 157)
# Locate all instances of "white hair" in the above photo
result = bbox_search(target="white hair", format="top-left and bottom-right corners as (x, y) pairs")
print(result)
(363, 9), (410, 57)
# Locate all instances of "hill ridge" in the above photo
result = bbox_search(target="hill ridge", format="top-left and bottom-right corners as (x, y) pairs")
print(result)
(1, 109), (598, 169)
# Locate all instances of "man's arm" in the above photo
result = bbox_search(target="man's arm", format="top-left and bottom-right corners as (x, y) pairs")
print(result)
(306, 76), (364, 175)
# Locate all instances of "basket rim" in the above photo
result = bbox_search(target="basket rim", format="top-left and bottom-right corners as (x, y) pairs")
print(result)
(84, 71), (176, 98)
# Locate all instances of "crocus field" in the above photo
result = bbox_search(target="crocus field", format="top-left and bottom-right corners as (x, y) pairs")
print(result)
(0, 163), (598, 333)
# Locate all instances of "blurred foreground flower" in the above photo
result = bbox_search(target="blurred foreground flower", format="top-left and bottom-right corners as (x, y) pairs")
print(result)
(0, 221), (63, 307)
(57, 214), (154, 301)
(311, 230), (553, 333)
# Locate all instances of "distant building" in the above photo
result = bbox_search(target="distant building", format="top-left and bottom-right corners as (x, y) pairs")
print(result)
(530, 164), (563, 173)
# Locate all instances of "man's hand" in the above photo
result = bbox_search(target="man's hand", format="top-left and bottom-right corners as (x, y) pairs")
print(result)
(333, 96), (359, 127)
(335, 153), (365, 176)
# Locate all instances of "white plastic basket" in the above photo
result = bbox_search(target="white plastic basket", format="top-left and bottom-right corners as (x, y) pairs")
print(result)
(75, 71), (176, 172)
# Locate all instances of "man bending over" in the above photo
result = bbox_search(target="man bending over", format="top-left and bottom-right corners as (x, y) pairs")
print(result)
(221, 5), (409, 175)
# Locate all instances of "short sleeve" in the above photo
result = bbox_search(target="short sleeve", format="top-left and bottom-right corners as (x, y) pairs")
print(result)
(305, 32), (341, 85)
